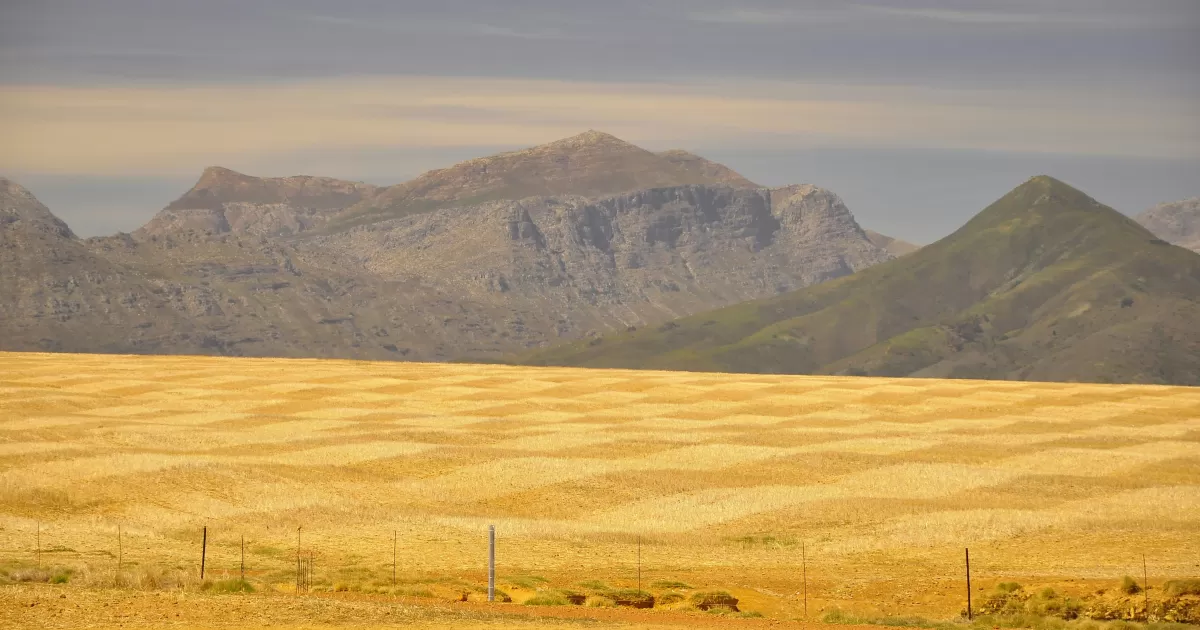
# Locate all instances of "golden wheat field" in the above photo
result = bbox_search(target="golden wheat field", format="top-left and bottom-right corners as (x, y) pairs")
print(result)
(2, 351), (1199, 628)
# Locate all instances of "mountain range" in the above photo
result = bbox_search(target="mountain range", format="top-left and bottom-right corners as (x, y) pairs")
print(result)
(1137, 198), (1200, 254)
(514, 176), (1200, 385)
(2, 132), (893, 361)
(3, 132), (1197, 384)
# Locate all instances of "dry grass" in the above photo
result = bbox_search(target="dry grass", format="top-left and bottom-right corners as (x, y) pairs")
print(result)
(1, 351), (1198, 625)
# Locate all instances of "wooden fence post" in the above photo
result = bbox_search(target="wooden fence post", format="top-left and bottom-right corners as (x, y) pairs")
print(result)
(802, 540), (809, 620)
(966, 548), (972, 620)
(201, 526), (207, 580)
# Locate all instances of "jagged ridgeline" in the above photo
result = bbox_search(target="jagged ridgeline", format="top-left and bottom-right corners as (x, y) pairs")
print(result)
(514, 176), (1200, 385)
(0, 132), (893, 361)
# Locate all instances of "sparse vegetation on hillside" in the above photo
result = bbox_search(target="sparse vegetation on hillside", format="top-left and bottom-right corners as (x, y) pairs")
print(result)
(514, 176), (1200, 385)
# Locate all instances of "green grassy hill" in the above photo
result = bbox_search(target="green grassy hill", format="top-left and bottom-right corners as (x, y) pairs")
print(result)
(513, 176), (1200, 385)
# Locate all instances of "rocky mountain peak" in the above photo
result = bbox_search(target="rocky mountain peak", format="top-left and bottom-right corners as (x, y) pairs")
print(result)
(329, 132), (763, 230)
(195, 166), (256, 189)
(136, 167), (380, 239)
(0, 177), (75, 239)
(1136, 197), (1200, 253)
(544, 129), (632, 149)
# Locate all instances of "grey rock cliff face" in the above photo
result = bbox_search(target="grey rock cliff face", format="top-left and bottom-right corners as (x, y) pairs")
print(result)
(312, 184), (889, 350)
(135, 167), (379, 239)
(1137, 198), (1200, 253)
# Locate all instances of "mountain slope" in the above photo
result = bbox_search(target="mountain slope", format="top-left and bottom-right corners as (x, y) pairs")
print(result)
(654, 150), (760, 188)
(514, 176), (1200, 385)
(1137, 197), (1200, 253)
(864, 229), (920, 256)
(327, 131), (760, 230)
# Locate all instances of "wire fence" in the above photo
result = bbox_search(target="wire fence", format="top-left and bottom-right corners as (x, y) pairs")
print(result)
(3, 521), (1195, 624)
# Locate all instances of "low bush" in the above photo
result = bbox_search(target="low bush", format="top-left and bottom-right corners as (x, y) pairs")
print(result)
(524, 593), (568, 606)
(690, 590), (739, 612)
(1163, 579), (1200, 597)
(585, 595), (615, 607)
(657, 591), (686, 606)
(1122, 577), (1142, 596)
(609, 588), (655, 608)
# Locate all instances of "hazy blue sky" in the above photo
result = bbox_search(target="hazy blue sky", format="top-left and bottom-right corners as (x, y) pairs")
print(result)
(2, 0), (1198, 242)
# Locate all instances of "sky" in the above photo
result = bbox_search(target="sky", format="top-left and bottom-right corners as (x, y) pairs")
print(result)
(1, 0), (1198, 242)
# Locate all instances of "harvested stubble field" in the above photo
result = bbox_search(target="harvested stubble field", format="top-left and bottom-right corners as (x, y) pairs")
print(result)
(1, 351), (1199, 629)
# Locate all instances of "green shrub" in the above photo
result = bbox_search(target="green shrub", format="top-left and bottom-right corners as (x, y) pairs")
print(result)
(1122, 577), (1142, 595)
(998, 583), (1025, 593)
(524, 593), (568, 606)
(578, 580), (609, 591)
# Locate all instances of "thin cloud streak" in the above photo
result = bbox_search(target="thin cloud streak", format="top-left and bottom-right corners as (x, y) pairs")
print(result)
(1, 75), (1196, 176)
(687, 3), (1193, 28)
(294, 13), (584, 41)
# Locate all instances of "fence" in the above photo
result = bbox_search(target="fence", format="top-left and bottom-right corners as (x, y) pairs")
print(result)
(4, 521), (1193, 623)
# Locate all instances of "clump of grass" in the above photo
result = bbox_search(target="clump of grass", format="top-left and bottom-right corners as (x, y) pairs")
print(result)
(203, 579), (254, 594)
(609, 589), (655, 608)
(586, 595), (615, 608)
(1163, 579), (1200, 597)
(524, 593), (569, 606)
(7, 568), (52, 583)
(651, 580), (693, 590)
(393, 587), (434, 598)
(690, 590), (739, 612)
(1122, 577), (1142, 595)
(466, 588), (511, 603)
(504, 575), (549, 589)
(658, 591), (686, 606)
(578, 580), (609, 591)
(998, 582), (1025, 593)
